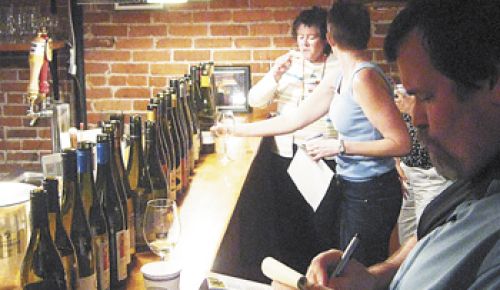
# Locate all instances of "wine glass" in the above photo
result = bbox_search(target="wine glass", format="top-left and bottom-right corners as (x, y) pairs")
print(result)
(143, 199), (181, 261)
(216, 110), (235, 163)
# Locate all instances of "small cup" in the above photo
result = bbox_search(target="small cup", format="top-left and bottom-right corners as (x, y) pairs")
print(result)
(141, 261), (181, 290)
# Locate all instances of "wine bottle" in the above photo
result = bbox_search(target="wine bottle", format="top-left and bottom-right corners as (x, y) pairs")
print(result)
(45, 177), (77, 290)
(171, 80), (190, 183)
(126, 115), (154, 253)
(108, 120), (134, 267)
(77, 142), (111, 290)
(61, 149), (77, 236)
(21, 188), (67, 290)
(96, 134), (128, 287)
(166, 89), (185, 198)
(198, 62), (217, 154)
(160, 92), (180, 200)
(185, 73), (201, 166)
(144, 120), (169, 200)
(146, 102), (171, 190)
(174, 78), (193, 186)
(71, 144), (98, 290)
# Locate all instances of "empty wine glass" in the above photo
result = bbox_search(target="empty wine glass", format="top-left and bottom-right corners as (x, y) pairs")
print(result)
(216, 110), (235, 163)
(143, 199), (181, 261)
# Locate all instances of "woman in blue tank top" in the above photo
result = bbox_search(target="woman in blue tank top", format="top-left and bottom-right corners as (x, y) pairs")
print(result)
(214, 2), (410, 266)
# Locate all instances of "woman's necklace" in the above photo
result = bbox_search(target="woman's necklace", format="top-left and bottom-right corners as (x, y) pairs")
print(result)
(301, 55), (327, 102)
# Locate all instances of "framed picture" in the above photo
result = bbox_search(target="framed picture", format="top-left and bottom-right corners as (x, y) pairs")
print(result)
(213, 65), (252, 112)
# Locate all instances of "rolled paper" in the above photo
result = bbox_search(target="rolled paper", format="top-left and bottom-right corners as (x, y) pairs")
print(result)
(261, 257), (304, 288)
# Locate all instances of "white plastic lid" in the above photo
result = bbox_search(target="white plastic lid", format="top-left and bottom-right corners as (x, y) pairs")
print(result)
(0, 182), (35, 207)
(141, 261), (181, 281)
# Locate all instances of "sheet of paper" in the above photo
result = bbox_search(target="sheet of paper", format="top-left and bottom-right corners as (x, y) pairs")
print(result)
(287, 147), (334, 211)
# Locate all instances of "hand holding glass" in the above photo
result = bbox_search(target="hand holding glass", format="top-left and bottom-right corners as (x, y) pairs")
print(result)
(216, 110), (235, 162)
(143, 199), (181, 261)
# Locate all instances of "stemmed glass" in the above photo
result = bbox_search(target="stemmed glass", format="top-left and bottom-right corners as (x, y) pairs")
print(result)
(143, 199), (181, 261)
(216, 110), (235, 163)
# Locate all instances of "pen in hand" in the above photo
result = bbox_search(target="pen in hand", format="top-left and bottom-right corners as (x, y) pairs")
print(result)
(330, 234), (360, 278)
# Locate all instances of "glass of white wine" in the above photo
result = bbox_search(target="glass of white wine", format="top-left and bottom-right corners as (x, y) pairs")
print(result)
(143, 199), (181, 261)
(216, 110), (235, 163)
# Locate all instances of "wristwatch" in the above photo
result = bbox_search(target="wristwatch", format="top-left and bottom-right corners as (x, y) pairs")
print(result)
(338, 139), (346, 156)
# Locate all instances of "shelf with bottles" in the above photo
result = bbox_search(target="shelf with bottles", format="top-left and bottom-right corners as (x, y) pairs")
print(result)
(0, 39), (66, 52)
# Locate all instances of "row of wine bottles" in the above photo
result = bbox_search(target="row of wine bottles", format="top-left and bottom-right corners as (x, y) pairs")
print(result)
(19, 62), (219, 290)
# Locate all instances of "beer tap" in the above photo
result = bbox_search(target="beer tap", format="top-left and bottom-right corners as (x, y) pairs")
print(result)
(27, 27), (54, 127)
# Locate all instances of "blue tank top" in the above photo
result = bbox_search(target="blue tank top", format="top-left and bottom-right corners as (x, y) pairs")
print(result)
(329, 62), (395, 182)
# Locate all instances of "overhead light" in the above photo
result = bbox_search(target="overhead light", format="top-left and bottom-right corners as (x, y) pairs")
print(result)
(147, 0), (188, 3)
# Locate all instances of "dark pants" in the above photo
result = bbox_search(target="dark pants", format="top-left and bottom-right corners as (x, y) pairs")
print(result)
(271, 150), (340, 274)
(338, 169), (402, 266)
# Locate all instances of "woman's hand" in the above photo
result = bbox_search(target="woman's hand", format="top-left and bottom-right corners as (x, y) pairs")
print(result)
(272, 52), (294, 82)
(305, 138), (340, 161)
(210, 123), (234, 137)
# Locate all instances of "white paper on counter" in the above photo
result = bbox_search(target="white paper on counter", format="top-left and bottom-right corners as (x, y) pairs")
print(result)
(287, 147), (334, 211)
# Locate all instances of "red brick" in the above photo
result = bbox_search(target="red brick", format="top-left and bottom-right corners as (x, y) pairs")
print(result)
(163, 2), (208, 11)
(192, 11), (231, 22)
(151, 63), (190, 75)
(235, 38), (271, 48)
(133, 50), (171, 62)
(115, 88), (150, 99)
(112, 12), (151, 24)
(85, 63), (110, 74)
(374, 23), (390, 36)
(0, 70), (18, 81)
(213, 50), (251, 61)
(250, 0), (292, 8)
(85, 12), (111, 23)
(23, 140), (52, 151)
(173, 50), (210, 62)
(130, 25), (167, 37)
(87, 76), (107, 87)
(194, 38), (232, 48)
(152, 11), (192, 23)
(156, 38), (192, 49)
(115, 38), (154, 49)
(211, 25), (248, 36)
(210, 0), (249, 9)
(87, 112), (110, 125)
(17, 70), (30, 81)
(85, 51), (131, 62)
(274, 37), (296, 48)
(6, 94), (25, 104)
(0, 140), (21, 150)
(1, 82), (28, 92)
(169, 25), (208, 36)
(149, 76), (168, 88)
(370, 6), (402, 22)
(23, 118), (50, 127)
(38, 129), (51, 139)
(86, 87), (113, 99)
(92, 100), (133, 111)
(127, 76), (148, 87)
(291, 0), (330, 6)
(368, 36), (385, 50)
(6, 129), (37, 138)
(0, 117), (23, 127)
(3, 105), (28, 116)
(249, 63), (271, 74)
(108, 76), (127, 86)
(233, 10), (273, 22)
(273, 9), (302, 21)
(7, 152), (39, 162)
(133, 99), (150, 111)
(111, 63), (149, 74)
(85, 38), (114, 49)
(249, 23), (290, 36)
(253, 50), (288, 61)
(91, 25), (128, 37)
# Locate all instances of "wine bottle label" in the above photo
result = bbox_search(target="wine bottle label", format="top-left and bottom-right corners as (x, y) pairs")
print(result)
(116, 230), (127, 281)
(95, 235), (111, 290)
(124, 229), (131, 265)
(61, 254), (76, 290)
(200, 75), (210, 88)
(127, 199), (136, 254)
(170, 168), (177, 197)
(202, 131), (215, 145)
(175, 166), (182, 192)
(77, 273), (97, 290)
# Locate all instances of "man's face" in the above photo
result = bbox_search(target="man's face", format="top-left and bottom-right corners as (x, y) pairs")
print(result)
(397, 30), (498, 179)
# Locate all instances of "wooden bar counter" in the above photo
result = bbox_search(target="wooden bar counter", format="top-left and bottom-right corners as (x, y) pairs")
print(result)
(127, 133), (262, 290)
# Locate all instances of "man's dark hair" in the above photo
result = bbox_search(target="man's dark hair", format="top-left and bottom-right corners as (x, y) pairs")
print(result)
(292, 6), (332, 55)
(327, 1), (371, 51)
(384, 0), (499, 93)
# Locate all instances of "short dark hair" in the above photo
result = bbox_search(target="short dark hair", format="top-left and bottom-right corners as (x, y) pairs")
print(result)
(384, 0), (499, 93)
(327, 1), (371, 51)
(292, 6), (331, 55)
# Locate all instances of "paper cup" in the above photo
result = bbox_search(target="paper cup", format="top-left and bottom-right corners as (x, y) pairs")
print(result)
(141, 261), (181, 290)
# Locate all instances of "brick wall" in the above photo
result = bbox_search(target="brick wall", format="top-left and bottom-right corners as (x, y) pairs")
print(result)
(0, 0), (403, 174)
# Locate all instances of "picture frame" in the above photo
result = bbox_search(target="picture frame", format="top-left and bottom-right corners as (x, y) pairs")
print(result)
(213, 65), (252, 113)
